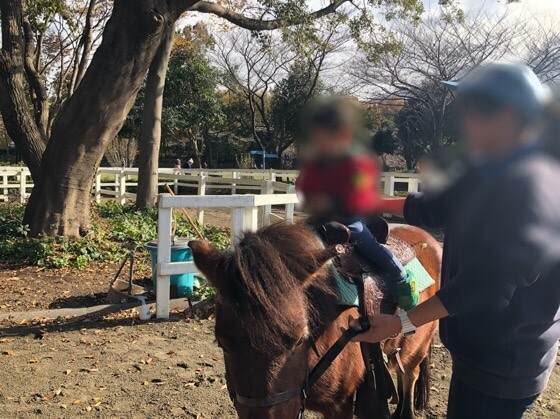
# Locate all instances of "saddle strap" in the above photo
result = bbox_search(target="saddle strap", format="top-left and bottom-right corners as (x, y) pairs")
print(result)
(360, 276), (398, 408)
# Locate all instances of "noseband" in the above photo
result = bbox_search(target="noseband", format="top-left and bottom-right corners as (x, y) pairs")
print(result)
(233, 316), (371, 418)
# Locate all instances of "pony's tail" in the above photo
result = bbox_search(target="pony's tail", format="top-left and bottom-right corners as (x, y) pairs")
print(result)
(414, 345), (431, 412)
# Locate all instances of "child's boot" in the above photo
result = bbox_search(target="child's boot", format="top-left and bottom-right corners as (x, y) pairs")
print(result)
(392, 270), (419, 311)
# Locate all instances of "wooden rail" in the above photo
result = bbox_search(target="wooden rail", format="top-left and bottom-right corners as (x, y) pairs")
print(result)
(155, 193), (300, 318)
(0, 166), (422, 207)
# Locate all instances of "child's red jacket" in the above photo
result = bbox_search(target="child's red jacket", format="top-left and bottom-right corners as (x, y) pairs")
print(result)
(296, 153), (381, 218)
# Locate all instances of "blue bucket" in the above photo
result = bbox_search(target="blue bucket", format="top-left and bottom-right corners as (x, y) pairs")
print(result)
(146, 239), (195, 298)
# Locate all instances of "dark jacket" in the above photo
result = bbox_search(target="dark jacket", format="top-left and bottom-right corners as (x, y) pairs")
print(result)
(405, 146), (560, 399)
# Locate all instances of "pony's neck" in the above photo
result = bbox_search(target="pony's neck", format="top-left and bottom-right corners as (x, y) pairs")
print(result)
(305, 277), (341, 342)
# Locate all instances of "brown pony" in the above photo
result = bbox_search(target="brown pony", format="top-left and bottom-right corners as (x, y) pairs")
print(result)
(190, 222), (441, 419)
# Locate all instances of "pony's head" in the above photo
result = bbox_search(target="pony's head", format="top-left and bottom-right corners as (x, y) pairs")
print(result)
(190, 223), (339, 419)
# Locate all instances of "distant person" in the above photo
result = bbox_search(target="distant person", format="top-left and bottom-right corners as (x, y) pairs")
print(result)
(296, 97), (418, 310)
(173, 159), (182, 174)
(187, 157), (194, 169)
(355, 63), (560, 419)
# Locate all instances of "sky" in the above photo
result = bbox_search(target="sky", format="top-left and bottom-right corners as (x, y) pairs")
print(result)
(425, 0), (560, 20)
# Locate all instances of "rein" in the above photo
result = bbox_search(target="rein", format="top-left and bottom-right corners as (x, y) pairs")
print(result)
(233, 316), (371, 418)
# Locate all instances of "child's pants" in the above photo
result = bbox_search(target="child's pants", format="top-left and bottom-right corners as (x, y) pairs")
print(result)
(346, 220), (406, 283)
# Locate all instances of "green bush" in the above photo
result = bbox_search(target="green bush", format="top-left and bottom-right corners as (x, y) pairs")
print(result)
(0, 202), (230, 270)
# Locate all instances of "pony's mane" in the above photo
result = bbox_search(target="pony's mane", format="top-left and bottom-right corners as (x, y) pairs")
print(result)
(221, 222), (333, 353)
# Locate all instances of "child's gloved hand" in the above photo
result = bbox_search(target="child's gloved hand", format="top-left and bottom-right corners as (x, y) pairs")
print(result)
(392, 270), (419, 311)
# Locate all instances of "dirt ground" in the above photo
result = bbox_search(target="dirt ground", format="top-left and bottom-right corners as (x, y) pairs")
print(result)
(0, 210), (559, 418)
(0, 312), (559, 419)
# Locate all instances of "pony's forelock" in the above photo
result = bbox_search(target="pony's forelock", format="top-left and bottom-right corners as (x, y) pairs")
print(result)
(220, 223), (334, 352)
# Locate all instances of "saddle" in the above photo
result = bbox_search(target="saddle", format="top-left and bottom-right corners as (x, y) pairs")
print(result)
(310, 217), (417, 418)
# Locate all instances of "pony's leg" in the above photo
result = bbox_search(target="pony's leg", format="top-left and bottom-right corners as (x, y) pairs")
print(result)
(399, 364), (421, 419)
(391, 372), (405, 419)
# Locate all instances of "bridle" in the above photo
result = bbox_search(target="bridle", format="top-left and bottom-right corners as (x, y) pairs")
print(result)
(232, 315), (371, 418)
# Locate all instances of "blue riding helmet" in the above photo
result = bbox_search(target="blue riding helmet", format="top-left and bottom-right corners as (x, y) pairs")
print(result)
(442, 63), (551, 119)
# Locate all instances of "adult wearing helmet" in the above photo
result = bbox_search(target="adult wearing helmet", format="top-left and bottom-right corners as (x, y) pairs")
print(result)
(354, 63), (560, 419)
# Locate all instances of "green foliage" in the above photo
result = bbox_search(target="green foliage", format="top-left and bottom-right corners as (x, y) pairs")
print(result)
(271, 60), (324, 153)
(372, 126), (398, 156)
(193, 276), (216, 300)
(0, 202), (229, 269)
(26, 0), (67, 33)
(162, 30), (223, 162)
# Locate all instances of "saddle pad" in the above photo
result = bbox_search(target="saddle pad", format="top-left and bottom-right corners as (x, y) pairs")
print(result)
(405, 257), (435, 293)
(335, 257), (435, 307)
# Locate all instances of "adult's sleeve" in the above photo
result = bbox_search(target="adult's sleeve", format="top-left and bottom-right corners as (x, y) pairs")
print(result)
(436, 174), (557, 315)
(404, 170), (473, 229)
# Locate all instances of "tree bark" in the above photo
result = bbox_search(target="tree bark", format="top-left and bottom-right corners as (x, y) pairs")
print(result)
(0, 0), (46, 179)
(136, 27), (174, 210)
(24, 1), (187, 236)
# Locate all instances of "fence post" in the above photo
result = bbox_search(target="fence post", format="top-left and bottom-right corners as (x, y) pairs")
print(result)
(173, 172), (179, 195)
(383, 175), (395, 197)
(231, 171), (239, 194)
(408, 177), (420, 193)
(231, 208), (244, 245)
(197, 172), (207, 224)
(156, 197), (172, 319)
(231, 206), (258, 245)
(118, 169), (127, 204)
(264, 180), (274, 224)
(95, 172), (102, 204)
(285, 185), (295, 223)
(19, 169), (26, 204)
(2, 174), (7, 202)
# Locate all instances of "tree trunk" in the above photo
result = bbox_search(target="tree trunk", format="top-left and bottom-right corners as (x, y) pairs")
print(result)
(136, 27), (174, 210)
(0, 0), (46, 180)
(24, 1), (186, 236)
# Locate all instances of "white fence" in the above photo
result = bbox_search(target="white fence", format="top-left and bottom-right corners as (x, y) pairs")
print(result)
(155, 193), (299, 318)
(0, 166), (422, 207)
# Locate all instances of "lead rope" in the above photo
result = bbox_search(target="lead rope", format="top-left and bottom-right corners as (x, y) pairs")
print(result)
(297, 316), (371, 418)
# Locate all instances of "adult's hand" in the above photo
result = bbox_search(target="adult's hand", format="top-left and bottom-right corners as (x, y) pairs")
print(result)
(350, 295), (450, 343)
(351, 314), (401, 343)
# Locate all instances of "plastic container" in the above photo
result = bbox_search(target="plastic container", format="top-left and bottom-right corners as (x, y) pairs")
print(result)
(146, 239), (195, 298)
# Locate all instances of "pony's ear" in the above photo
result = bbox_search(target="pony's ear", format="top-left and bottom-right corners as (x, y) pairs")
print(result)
(300, 244), (347, 287)
(189, 240), (225, 289)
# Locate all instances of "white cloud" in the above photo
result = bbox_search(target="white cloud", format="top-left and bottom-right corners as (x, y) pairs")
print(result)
(427, 0), (559, 20)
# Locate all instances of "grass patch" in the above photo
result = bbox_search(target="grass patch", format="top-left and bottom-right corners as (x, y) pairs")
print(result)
(0, 202), (230, 269)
